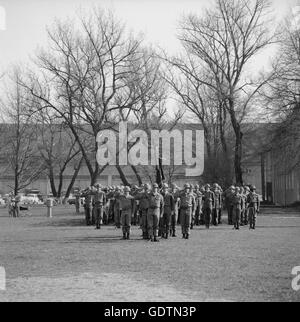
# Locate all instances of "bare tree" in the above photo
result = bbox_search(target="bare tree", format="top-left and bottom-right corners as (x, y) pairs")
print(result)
(24, 9), (148, 186)
(32, 107), (83, 198)
(175, 0), (275, 185)
(0, 70), (45, 195)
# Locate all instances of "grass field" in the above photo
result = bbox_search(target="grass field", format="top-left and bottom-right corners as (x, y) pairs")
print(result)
(0, 205), (299, 302)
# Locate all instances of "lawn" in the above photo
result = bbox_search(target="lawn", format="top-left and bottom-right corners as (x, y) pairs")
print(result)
(0, 205), (299, 302)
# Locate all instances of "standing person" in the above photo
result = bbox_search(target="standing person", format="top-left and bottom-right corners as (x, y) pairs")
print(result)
(119, 186), (134, 240)
(194, 185), (203, 227)
(243, 186), (250, 225)
(179, 184), (195, 239)
(212, 184), (222, 226)
(13, 194), (21, 218)
(147, 184), (164, 242)
(170, 183), (180, 237)
(131, 185), (139, 226)
(81, 187), (93, 226)
(7, 193), (14, 217)
(202, 184), (215, 229)
(247, 186), (260, 230)
(161, 183), (174, 239)
(113, 187), (122, 229)
(190, 184), (196, 230)
(134, 184), (151, 240)
(225, 186), (235, 225)
(93, 184), (106, 230)
(75, 192), (80, 214)
(240, 187), (246, 226)
(232, 187), (243, 230)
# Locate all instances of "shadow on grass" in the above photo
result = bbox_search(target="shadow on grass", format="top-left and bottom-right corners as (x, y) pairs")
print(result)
(62, 236), (147, 244)
(31, 218), (86, 227)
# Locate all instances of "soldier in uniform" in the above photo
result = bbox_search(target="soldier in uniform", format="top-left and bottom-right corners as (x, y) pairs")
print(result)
(131, 185), (139, 226)
(179, 184), (195, 239)
(199, 187), (206, 225)
(92, 184), (106, 230)
(134, 183), (151, 240)
(232, 187), (243, 230)
(193, 185), (203, 227)
(202, 184), (215, 229)
(243, 186), (250, 225)
(161, 183), (174, 239)
(170, 183), (180, 237)
(212, 184), (222, 226)
(225, 186), (235, 225)
(119, 186), (134, 240)
(113, 187), (122, 229)
(240, 187), (246, 226)
(247, 186), (260, 230)
(190, 184), (196, 230)
(147, 183), (164, 242)
(81, 187), (93, 225)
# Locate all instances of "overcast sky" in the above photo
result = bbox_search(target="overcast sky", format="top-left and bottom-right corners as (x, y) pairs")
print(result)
(0, 0), (299, 73)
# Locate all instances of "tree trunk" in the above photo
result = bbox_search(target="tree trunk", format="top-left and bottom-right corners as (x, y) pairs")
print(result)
(131, 165), (142, 185)
(64, 157), (84, 198)
(234, 130), (243, 185)
(116, 165), (131, 186)
(49, 168), (57, 197)
(228, 98), (244, 185)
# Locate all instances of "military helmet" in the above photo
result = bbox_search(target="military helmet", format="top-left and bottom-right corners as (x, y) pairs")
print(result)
(195, 184), (200, 189)
(124, 186), (131, 192)
(205, 184), (211, 189)
(153, 183), (159, 189)
(250, 185), (257, 191)
(184, 183), (190, 189)
(162, 183), (169, 189)
(144, 183), (150, 190)
(171, 183), (178, 189)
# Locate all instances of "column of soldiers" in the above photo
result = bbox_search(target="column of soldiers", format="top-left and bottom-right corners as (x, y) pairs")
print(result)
(79, 182), (261, 241)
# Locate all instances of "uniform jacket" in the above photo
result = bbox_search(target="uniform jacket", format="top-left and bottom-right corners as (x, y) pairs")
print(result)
(203, 190), (215, 209)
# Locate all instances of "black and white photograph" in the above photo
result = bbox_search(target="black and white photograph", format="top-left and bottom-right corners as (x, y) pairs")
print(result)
(0, 0), (299, 305)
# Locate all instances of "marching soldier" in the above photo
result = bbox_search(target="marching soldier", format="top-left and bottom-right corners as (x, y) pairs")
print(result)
(202, 184), (215, 229)
(232, 187), (243, 230)
(134, 183), (151, 240)
(247, 186), (260, 230)
(92, 184), (106, 230)
(179, 184), (195, 239)
(161, 183), (175, 239)
(119, 186), (134, 240)
(147, 183), (164, 242)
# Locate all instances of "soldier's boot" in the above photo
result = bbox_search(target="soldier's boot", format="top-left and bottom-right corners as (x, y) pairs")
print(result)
(126, 232), (130, 240)
(182, 234), (186, 239)
(190, 223), (194, 230)
(153, 236), (160, 242)
(186, 234), (189, 240)
(165, 232), (169, 239)
(122, 232), (126, 240)
(172, 230), (177, 237)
